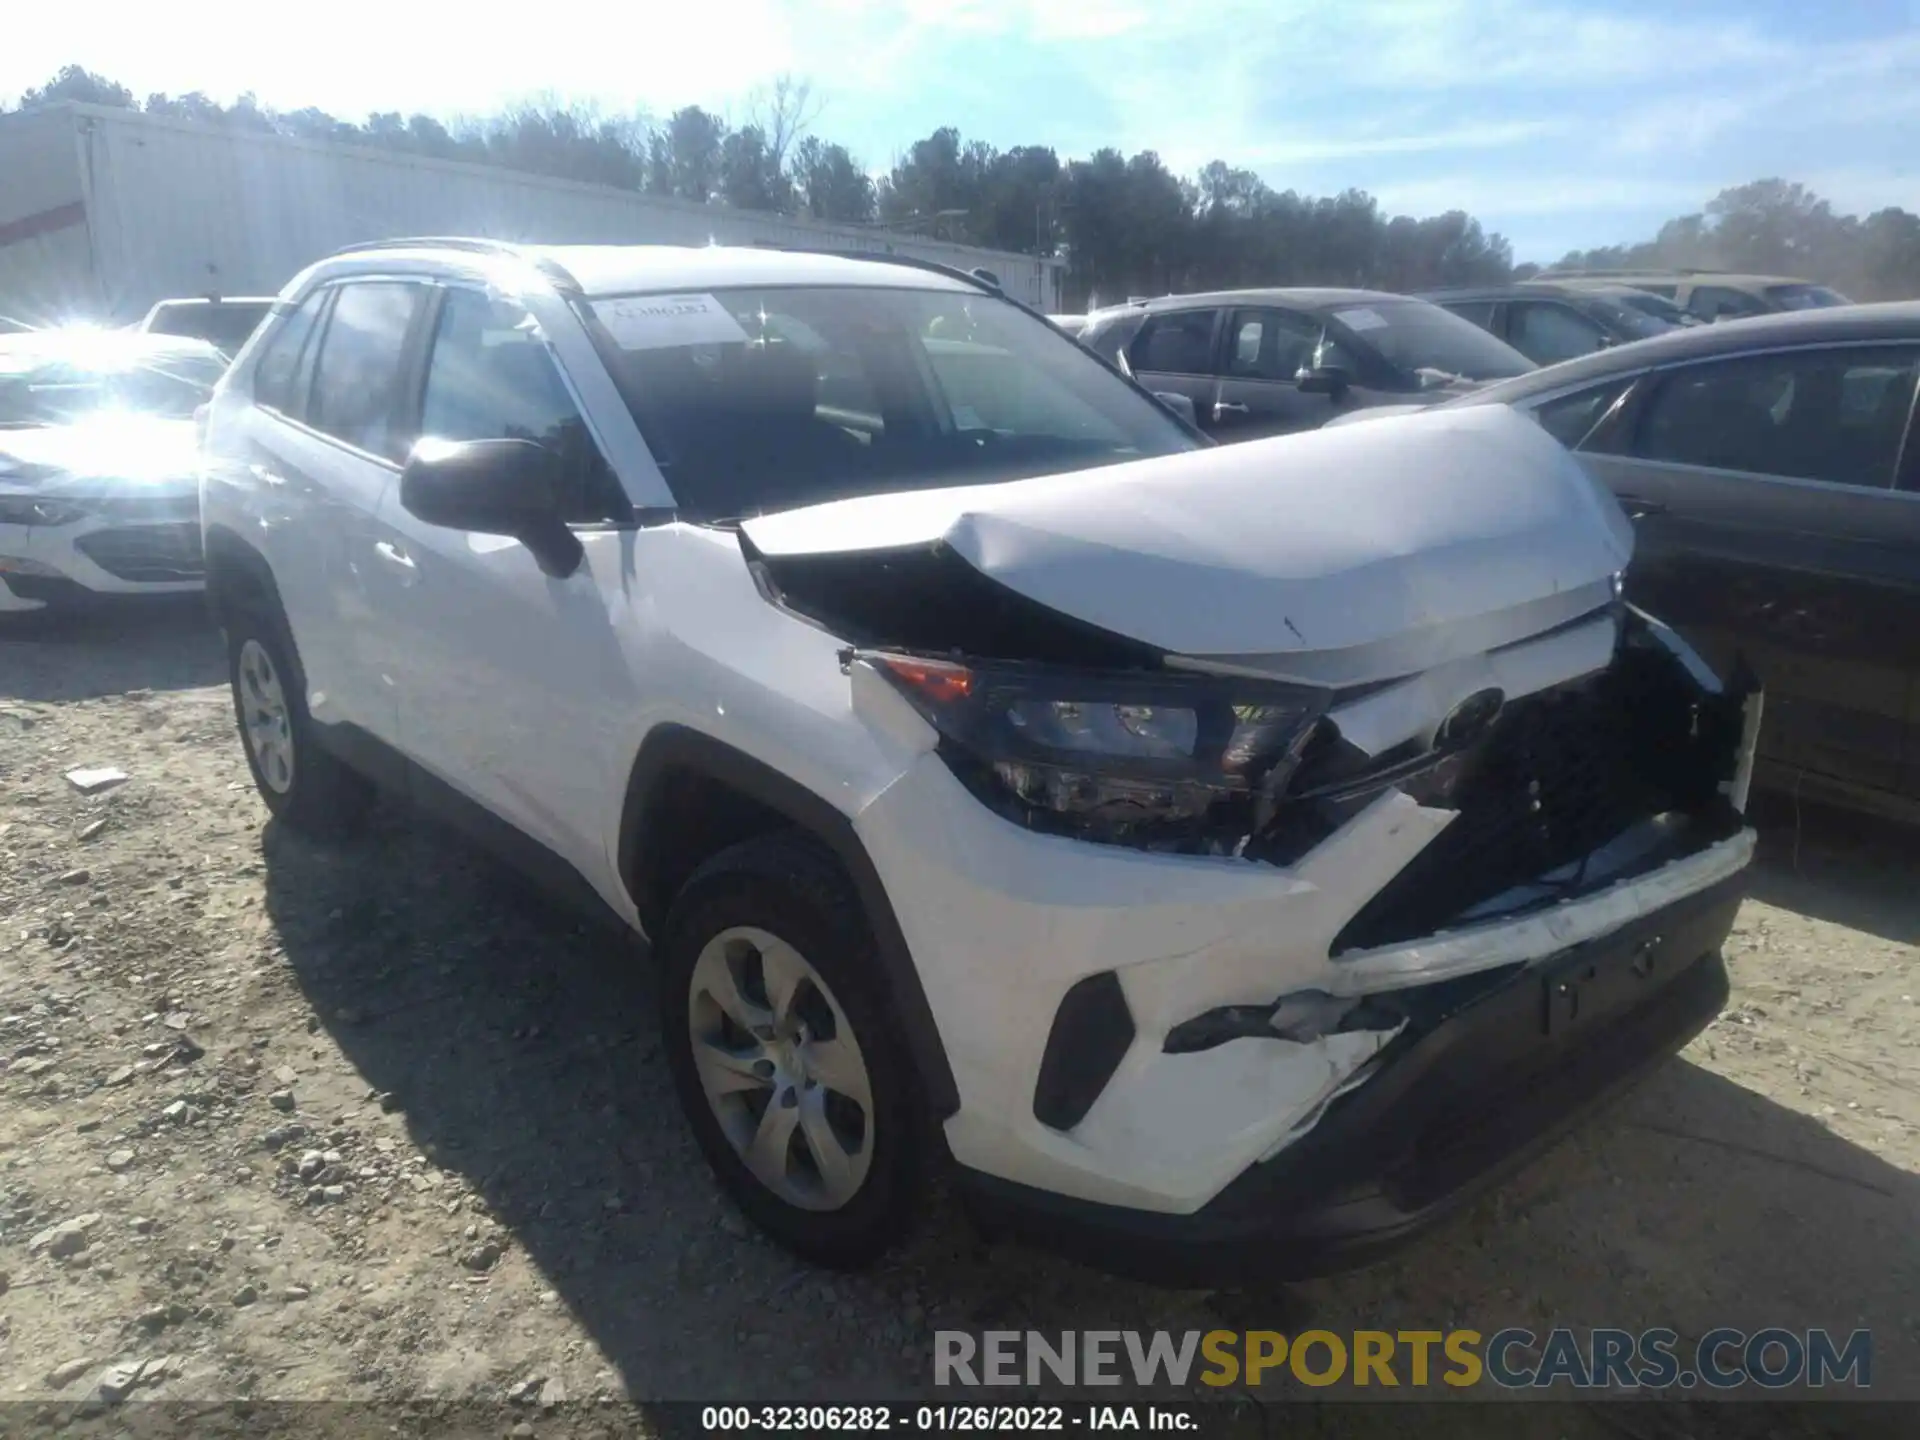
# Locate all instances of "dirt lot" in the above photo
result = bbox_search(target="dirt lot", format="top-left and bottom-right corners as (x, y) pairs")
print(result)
(1, 602), (1916, 1432)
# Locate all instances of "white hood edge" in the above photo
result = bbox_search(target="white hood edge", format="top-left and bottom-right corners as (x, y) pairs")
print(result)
(742, 406), (1635, 688)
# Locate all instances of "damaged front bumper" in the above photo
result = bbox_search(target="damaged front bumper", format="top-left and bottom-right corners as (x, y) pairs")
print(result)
(960, 867), (1741, 1286)
(846, 600), (1758, 1277)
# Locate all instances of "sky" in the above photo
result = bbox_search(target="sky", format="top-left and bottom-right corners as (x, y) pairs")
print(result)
(4, 0), (1918, 260)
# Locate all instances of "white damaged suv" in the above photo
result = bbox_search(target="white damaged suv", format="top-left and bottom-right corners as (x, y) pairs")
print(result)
(200, 241), (1761, 1283)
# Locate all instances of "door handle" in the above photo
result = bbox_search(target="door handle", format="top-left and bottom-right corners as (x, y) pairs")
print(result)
(1213, 401), (1250, 417)
(248, 463), (287, 488)
(1617, 494), (1666, 518)
(373, 540), (416, 571)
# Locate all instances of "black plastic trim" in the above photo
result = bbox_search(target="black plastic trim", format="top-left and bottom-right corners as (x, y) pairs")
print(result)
(1032, 972), (1135, 1130)
(618, 724), (961, 1117)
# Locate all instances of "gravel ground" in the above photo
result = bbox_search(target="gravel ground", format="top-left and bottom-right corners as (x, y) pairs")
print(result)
(1, 602), (1916, 1435)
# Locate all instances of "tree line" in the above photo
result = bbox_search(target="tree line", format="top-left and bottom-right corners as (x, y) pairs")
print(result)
(10, 65), (1919, 306)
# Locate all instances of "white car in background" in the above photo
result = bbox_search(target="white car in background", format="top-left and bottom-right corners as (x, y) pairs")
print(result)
(137, 295), (276, 360)
(0, 329), (225, 613)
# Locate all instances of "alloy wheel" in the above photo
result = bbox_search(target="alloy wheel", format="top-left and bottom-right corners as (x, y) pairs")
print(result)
(686, 925), (876, 1211)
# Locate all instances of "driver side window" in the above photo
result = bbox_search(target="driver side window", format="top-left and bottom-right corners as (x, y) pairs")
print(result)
(417, 289), (627, 522)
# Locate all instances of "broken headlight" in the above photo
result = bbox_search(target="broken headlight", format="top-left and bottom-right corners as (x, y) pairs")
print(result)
(863, 651), (1328, 850)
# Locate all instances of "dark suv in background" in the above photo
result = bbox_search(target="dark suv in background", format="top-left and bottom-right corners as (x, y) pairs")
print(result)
(1534, 270), (1851, 322)
(1079, 288), (1533, 440)
(1340, 302), (1920, 824)
(1422, 281), (1699, 365)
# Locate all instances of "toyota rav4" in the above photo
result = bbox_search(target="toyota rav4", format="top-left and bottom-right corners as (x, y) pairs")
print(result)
(199, 240), (1761, 1284)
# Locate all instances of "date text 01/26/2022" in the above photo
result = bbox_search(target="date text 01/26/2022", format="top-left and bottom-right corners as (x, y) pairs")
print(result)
(701, 1405), (1196, 1431)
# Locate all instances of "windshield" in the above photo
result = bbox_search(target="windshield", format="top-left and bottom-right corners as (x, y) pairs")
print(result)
(1765, 283), (1849, 311)
(0, 336), (226, 428)
(145, 302), (271, 358)
(576, 286), (1195, 519)
(1327, 299), (1535, 384)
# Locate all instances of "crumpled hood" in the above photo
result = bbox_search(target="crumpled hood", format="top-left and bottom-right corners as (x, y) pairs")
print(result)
(0, 416), (200, 498)
(742, 405), (1635, 688)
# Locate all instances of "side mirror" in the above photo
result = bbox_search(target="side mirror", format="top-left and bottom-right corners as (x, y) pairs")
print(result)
(399, 437), (583, 578)
(1152, 391), (1198, 427)
(1296, 365), (1351, 397)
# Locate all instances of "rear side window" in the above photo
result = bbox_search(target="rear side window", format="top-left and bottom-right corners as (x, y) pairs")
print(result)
(252, 291), (329, 419)
(1764, 283), (1849, 311)
(1129, 311), (1218, 375)
(1635, 345), (1920, 489)
(1687, 286), (1767, 321)
(418, 288), (627, 522)
(1439, 300), (1497, 330)
(308, 282), (426, 461)
(1508, 302), (1608, 364)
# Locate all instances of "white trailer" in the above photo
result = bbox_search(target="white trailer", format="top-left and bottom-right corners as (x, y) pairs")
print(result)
(0, 102), (1063, 327)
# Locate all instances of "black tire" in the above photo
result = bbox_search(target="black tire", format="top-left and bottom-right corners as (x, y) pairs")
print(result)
(658, 831), (925, 1268)
(225, 606), (373, 838)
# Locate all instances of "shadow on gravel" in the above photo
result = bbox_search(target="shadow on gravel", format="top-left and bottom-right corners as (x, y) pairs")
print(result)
(0, 595), (223, 701)
(258, 800), (1920, 1412)
(1746, 794), (1920, 946)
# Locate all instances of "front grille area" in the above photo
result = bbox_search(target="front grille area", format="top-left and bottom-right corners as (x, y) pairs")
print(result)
(1326, 636), (1745, 955)
(74, 522), (204, 582)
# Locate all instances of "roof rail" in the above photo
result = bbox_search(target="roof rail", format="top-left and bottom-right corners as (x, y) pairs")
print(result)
(1536, 265), (1717, 280)
(328, 236), (528, 258)
(751, 243), (1005, 295)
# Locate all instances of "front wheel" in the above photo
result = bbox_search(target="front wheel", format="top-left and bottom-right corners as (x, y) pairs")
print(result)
(658, 833), (924, 1267)
(227, 612), (372, 837)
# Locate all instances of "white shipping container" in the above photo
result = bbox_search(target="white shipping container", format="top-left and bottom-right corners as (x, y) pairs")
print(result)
(0, 102), (1062, 326)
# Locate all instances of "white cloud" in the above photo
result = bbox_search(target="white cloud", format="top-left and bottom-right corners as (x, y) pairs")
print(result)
(1233, 119), (1574, 168)
(1369, 174), (1712, 222)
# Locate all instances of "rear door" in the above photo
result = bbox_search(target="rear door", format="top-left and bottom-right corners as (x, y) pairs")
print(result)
(1124, 308), (1224, 433)
(1209, 306), (1364, 438)
(231, 280), (427, 743)
(1577, 342), (1920, 800)
(271, 278), (432, 744)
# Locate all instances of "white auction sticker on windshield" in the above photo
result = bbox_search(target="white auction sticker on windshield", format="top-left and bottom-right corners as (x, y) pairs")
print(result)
(591, 294), (750, 350)
(1334, 307), (1388, 332)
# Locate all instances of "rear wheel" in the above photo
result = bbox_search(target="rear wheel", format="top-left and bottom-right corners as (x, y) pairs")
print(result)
(226, 611), (372, 836)
(658, 832), (923, 1267)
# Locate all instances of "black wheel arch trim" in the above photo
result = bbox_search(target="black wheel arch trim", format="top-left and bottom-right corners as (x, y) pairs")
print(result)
(619, 723), (961, 1118)
(202, 524), (308, 689)
(204, 524), (285, 624)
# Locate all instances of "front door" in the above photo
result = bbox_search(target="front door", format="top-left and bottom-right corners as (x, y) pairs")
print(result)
(1208, 307), (1362, 438)
(376, 284), (642, 886)
(1579, 343), (1920, 801)
(1125, 308), (1225, 435)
